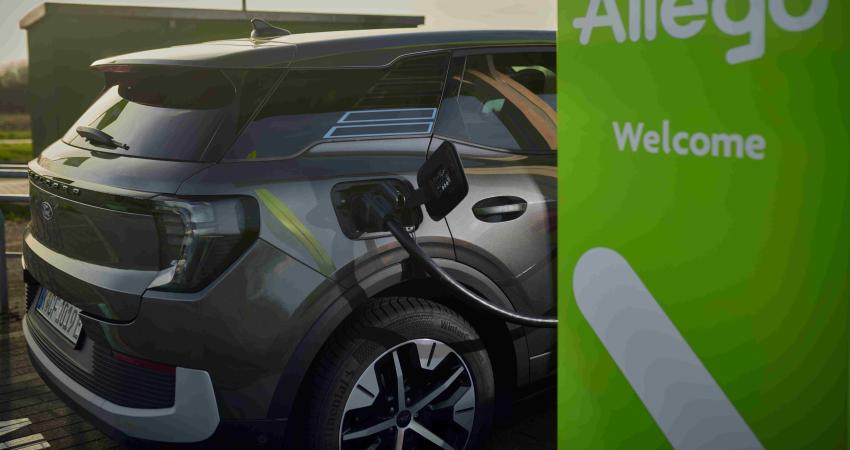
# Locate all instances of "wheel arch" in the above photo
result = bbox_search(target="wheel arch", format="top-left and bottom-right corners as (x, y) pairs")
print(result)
(269, 256), (529, 429)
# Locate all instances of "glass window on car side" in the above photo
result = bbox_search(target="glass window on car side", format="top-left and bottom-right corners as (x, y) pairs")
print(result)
(226, 53), (449, 160)
(435, 52), (556, 152)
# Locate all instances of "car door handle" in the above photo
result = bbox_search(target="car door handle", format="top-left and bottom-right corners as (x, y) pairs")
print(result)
(472, 196), (528, 222)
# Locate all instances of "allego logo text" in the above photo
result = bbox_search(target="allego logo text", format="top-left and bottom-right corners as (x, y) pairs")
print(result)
(573, 0), (828, 64)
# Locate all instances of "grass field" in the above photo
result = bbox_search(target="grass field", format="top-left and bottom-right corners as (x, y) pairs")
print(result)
(0, 130), (31, 139)
(0, 112), (32, 220)
(0, 112), (33, 162)
(0, 142), (32, 162)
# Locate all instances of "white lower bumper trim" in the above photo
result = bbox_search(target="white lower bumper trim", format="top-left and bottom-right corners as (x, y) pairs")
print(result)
(23, 317), (220, 443)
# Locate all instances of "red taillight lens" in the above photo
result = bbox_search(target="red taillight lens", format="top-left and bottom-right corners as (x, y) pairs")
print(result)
(113, 351), (176, 374)
(95, 64), (133, 73)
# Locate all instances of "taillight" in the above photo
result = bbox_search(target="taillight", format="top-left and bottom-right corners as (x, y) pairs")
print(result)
(112, 351), (175, 374)
(150, 197), (259, 292)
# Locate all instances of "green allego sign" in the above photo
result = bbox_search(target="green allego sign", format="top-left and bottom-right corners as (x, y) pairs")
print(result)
(558, 1), (848, 448)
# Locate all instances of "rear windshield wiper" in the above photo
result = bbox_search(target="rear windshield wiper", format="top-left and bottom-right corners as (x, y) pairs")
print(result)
(76, 126), (129, 150)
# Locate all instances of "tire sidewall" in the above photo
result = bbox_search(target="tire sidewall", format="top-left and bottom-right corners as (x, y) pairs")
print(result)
(312, 299), (495, 450)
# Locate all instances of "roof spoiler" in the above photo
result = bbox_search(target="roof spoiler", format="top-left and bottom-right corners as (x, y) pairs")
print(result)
(90, 40), (296, 70)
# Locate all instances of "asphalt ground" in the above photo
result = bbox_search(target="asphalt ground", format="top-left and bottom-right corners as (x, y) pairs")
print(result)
(0, 208), (555, 449)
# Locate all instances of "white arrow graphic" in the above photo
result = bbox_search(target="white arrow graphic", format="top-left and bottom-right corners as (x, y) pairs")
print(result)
(573, 247), (763, 450)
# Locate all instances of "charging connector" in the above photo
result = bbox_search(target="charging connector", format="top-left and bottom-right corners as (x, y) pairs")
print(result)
(350, 182), (405, 231)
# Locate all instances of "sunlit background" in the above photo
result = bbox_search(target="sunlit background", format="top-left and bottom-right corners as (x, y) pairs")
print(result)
(0, 0), (556, 66)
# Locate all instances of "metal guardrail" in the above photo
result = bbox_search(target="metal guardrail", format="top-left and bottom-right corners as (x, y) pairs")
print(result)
(0, 164), (29, 313)
(0, 163), (28, 179)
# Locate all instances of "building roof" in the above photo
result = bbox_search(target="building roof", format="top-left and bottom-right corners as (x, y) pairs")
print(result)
(90, 28), (556, 70)
(19, 2), (424, 29)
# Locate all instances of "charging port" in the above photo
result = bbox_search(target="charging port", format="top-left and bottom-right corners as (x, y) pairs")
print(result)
(331, 178), (421, 240)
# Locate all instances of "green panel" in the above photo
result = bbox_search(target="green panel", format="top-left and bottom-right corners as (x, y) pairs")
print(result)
(558, 1), (848, 448)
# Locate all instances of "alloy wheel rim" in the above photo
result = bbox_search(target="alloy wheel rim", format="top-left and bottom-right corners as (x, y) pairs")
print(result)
(339, 338), (476, 450)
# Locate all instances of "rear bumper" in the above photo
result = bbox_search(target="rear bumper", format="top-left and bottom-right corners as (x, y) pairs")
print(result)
(23, 222), (333, 423)
(23, 317), (220, 443)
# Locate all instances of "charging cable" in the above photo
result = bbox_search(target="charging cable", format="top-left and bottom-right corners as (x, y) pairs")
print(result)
(357, 188), (558, 328)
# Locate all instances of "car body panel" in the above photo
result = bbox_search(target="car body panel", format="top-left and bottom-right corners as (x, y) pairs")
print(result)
(24, 232), (157, 321)
(34, 140), (212, 195)
(430, 137), (557, 374)
(175, 137), (456, 284)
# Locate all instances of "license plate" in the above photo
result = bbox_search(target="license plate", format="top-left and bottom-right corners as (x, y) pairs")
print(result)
(36, 289), (83, 346)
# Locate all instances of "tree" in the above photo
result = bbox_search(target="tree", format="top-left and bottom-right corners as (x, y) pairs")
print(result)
(0, 61), (28, 114)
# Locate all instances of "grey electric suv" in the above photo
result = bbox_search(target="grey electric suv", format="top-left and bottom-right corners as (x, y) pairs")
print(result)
(22, 27), (556, 449)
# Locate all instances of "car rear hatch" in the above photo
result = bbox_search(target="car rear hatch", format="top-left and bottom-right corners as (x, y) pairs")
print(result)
(26, 150), (202, 321)
(25, 61), (276, 321)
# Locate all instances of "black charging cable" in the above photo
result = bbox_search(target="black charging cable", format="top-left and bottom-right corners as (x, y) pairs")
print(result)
(357, 189), (558, 328)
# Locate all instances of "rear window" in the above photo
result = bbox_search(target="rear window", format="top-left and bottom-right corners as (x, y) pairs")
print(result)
(226, 53), (449, 160)
(64, 68), (278, 162)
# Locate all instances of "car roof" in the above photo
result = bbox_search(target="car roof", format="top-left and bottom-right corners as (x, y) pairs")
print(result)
(91, 28), (555, 70)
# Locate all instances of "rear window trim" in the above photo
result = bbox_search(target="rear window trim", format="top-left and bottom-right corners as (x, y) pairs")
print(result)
(212, 68), (288, 162)
(450, 45), (555, 57)
(434, 134), (557, 156)
(219, 133), (435, 163)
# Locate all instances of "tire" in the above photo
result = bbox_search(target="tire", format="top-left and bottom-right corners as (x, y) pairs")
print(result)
(301, 297), (495, 450)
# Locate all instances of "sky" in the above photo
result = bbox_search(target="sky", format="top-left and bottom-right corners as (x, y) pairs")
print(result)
(0, 0), (556, 67)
